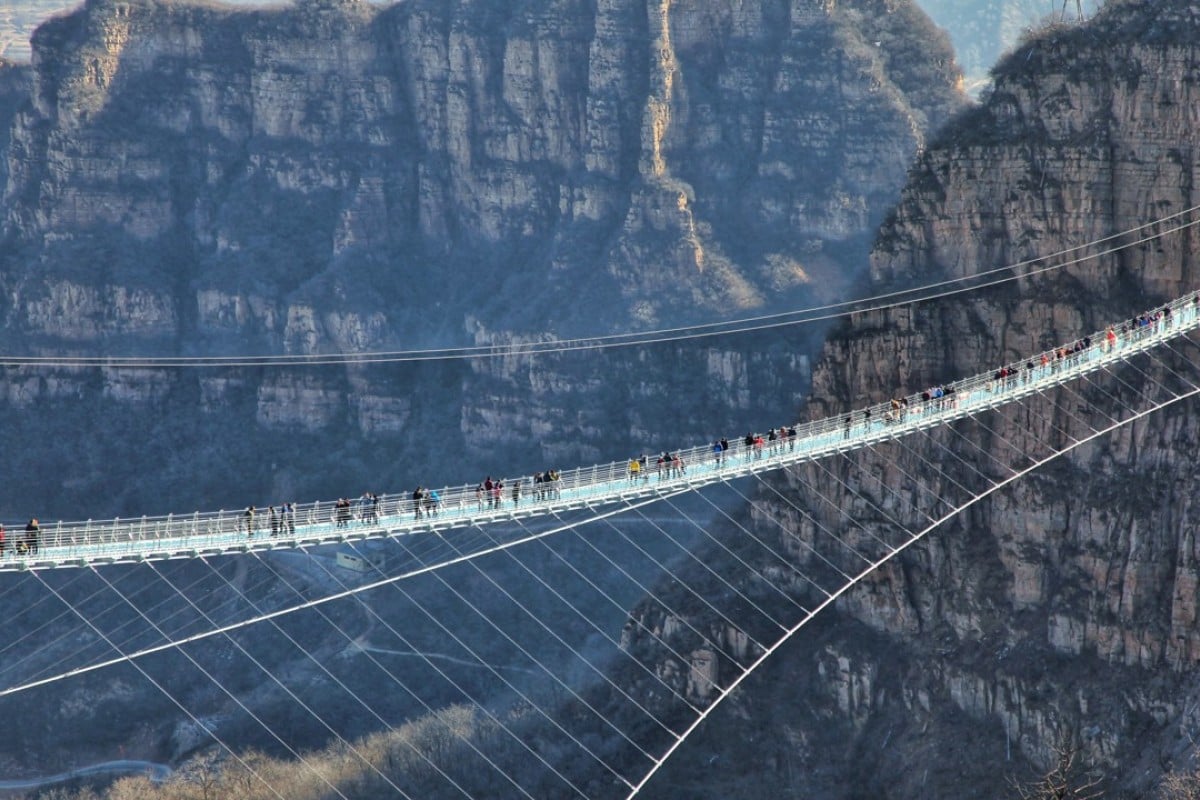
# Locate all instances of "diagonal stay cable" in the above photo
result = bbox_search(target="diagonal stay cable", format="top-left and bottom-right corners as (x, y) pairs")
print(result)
(687, 478), (833, 603)
(414, 517), (695, 734)
(686, 476), (846, 600)
(491, 511), (707, 712)
(251, 543), (544, 800)
(614, 495), (794, 635)
(4, 561), (285, 689)
(147, 556), (426, 800)
(25, 568), (289, 800)
(575, 500), (773, 660)
(348, 535), (643, 793)
(86, 565), (354, 800)
(547, 503), (757, 669)
(350, 530), (666, 769)
(705, 472), (869, 580)
(652, 487), (814, 616)
(214, 549), (506, 799)
(336, 543), (602, 798)
(760, 445), (928, 553)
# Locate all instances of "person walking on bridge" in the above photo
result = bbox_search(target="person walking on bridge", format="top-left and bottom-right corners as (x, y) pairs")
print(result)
(19, 520), (39, 556)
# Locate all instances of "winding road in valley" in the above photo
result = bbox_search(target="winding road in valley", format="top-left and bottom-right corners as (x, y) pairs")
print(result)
(0, 759), (171, 792)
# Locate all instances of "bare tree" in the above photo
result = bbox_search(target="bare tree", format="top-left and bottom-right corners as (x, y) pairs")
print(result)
(1012, 735), (1105, 800)
(104, 776), (160, 800)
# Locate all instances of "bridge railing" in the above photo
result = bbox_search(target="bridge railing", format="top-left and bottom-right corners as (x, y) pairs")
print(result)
(2, 292), (1197, 566)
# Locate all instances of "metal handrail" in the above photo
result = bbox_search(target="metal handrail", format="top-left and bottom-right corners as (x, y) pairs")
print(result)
(2, 291), (1197, 570)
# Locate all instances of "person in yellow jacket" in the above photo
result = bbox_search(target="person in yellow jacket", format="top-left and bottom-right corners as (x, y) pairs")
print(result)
(628, 457), (641, 484)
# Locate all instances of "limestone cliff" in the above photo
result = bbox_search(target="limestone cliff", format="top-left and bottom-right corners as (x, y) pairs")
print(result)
(0, 0), (963, 520)
(634, 1), (1200, 796)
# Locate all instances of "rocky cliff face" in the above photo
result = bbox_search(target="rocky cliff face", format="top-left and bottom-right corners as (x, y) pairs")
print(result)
(635, 1), (1200, 796)
(0, 0), (963, 521)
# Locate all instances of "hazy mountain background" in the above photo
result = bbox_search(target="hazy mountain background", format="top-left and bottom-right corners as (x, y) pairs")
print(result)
(918, 0), (1101, 91)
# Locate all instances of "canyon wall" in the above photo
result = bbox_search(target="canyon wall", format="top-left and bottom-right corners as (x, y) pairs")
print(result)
(634, 2), (1200, 796)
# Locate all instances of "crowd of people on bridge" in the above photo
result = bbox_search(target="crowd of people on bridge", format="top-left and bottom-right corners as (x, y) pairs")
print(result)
(8, 294), (1199, 559)
(205, 293), (1195, 543)
(243, 503), (298, 537)
(469, 471), (563, 514)
(830, 296), (1197, 442)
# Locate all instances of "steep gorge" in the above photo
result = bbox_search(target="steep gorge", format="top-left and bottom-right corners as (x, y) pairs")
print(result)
(0, 0), (968, 786)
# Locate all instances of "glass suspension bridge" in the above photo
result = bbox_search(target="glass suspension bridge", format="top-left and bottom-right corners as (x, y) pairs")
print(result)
(0, 288), (1198, 800)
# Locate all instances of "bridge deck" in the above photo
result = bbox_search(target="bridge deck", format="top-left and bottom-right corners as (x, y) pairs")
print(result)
(4, 293), (1197, 572)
